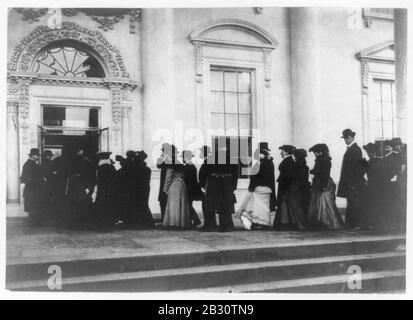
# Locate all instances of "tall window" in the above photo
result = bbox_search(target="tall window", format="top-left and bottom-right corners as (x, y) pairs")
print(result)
(210, 68), (253, 176)
(370, 80), (396, 140)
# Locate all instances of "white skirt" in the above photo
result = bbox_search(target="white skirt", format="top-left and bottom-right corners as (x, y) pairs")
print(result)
(237, 186), (273, 229)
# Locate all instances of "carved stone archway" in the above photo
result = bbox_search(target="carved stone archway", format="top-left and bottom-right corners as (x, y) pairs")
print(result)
(8, 22), (129, 79)
(6, 22), (138, 205)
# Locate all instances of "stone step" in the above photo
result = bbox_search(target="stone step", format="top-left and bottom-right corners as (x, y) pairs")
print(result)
(7, 234), (405, 283)
(7, 251), (405, 292)
(175, 270), (406, 293)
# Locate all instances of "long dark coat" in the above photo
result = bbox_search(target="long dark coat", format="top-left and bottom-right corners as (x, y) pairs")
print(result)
(183, 162), (203, 202)
(337, 143), (365, 198)
(203, 152), (238, 217)
(157, 158), (169, 217)
(40, 158), (56, 218)
(274, 156), (306, 229)
(337, 143), (366, 228)
(95, 161), (117, 230)
(276, 156), (295, 205)
(134, 160), (155, 228)
(114, 159), (136, 223)
(21, 159), (45, 222)
(248, 156), (276, 212)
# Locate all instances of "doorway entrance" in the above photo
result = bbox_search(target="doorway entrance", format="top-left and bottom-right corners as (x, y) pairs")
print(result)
(39, 104), (109, 160)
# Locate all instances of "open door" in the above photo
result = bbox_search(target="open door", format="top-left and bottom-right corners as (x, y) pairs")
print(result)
(98, 127), (109, 152)
(37, 125), (46, 164)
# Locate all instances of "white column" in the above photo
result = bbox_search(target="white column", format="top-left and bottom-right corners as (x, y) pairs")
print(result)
(7, 101), (20, 203)
(109, 84), (123, 155)
(394, 9), (407, 140)
(141, 8), (176, 163)
(121, 106), (131, 153)
(289, 8), (323, 147)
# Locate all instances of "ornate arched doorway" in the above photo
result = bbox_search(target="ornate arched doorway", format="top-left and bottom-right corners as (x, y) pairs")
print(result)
(6, 22), (138, 204)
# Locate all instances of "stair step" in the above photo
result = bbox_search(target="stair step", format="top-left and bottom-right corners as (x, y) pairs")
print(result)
(8, 251), (405, 292)
(7, 235), (405, 282)
(175, 270), (406, 293)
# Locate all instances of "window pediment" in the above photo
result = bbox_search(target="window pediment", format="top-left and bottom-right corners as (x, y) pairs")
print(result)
(189, 19), (278, 49)
(357, 40), (394, 62)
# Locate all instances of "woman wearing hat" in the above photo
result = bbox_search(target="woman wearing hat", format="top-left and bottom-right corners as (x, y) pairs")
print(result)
(20, 148), (45, 226)
(92, 151), (117, 232)
(287, 148), (311, 227)
(162, 146), (191, 228)
(238, 142), (275, 230)
(308, 144), (344, 230)
(274, 144), (307, 230)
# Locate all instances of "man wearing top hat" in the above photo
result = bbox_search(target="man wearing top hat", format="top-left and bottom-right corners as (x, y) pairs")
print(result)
(338, 129), (366, 229)
(21, 148), (45, 226)
(201, 137), (238, 232)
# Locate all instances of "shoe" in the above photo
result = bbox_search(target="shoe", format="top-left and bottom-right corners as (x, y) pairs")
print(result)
(240, 216), (252, 230)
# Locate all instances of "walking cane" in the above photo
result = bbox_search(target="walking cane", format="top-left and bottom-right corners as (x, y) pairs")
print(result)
(65, 177), (70, 196)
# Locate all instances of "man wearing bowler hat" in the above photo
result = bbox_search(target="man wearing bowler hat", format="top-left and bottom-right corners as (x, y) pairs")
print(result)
(21, 148), (45, 226)
(338, 129), (366, 229)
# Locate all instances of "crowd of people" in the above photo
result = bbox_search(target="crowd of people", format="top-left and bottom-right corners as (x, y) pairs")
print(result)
(20, 144), (155, 231)
(20, 128), (407, 233)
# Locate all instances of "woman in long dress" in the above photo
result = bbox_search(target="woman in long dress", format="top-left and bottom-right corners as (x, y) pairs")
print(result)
(308, 144), (344, 230)
(285, 148), (310, 230)
(162, 146), (191, 228)
(274, 145), (307, 230)
(238, 142), (276, 230)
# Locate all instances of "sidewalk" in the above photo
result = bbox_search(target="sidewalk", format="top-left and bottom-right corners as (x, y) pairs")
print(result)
(6, 217), (403, 265)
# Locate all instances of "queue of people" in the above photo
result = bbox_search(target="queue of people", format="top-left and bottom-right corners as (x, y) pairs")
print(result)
(237, 129), (407, 233)
(20, 144), (155, 231)
(20, 129), (407, 233)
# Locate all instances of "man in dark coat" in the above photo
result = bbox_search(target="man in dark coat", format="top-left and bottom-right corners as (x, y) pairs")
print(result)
(198, 145), (215, 230)
(337, 129), (366, 229)
(51, 144), (74, 226)
(40, 150), (56, 224)
(67, 146), (95, 229)
(379, 140), (404, 232)
(157, 143), (172, 220)
(182, 150), (202, 226)
(92, 151), (117, 232)
(202, 138), (238, 232)
(361, 143), (381, 229)
(21, 148), (45, 226)
(273, 144), (296, 229)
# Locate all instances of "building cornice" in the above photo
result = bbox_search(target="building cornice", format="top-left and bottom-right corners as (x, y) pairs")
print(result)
(7, 72), (140, 90)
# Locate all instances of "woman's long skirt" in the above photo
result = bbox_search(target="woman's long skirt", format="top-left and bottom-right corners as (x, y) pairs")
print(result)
(274, 184), (307, 230)
(308, 178), (344, 230)
(163, 178), (191, 228)
(238, 186), (272, 229)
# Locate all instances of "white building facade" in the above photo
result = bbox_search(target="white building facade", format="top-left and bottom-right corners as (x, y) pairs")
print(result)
(6, 7), (407, 215)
